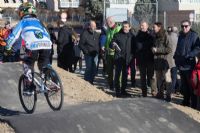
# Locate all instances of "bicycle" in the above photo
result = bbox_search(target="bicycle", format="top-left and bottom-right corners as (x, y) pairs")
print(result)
(18, 63), (64, 114)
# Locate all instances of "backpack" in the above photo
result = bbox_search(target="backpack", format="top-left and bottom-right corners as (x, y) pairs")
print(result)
(190, 60), (200, 96)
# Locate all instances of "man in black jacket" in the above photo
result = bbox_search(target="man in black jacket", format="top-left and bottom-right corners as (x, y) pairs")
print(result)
(79, 20), (100, 84)
(111, 21), (136, 97)
(136, 21), (156, 97)
(174, 20), (200, 108)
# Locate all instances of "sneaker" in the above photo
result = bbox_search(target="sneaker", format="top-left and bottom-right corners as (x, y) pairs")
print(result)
(79, 70), (85, 74)
(23, 84), (35, 96)
(74, 70), (79, 74)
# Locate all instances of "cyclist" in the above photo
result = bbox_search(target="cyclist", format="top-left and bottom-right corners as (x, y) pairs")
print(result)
(5, 2), (52, 95)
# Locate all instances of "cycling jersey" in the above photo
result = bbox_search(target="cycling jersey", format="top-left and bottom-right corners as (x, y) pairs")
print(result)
(6, 15), (52, 51)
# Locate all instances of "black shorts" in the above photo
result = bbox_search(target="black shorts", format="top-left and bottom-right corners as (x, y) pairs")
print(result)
(24, 49), (51, 71)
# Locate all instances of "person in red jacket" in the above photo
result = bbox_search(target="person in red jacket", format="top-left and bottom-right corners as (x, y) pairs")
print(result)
(0, 21), (11, 63)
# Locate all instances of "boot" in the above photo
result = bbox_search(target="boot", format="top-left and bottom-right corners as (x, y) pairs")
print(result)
(156, 92), (164, 99)
(165, 95), (171, 102)
(115, 88), (121, 98)
(142, 88), (147, 97)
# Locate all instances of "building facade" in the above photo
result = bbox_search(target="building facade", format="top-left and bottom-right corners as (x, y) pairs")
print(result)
(0, 0), (80, 11)
(159, 0), (200, 22)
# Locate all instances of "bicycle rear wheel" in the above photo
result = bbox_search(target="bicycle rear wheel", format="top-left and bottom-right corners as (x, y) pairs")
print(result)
(18, 75), (37, 114)
(44, 67), (63, 111)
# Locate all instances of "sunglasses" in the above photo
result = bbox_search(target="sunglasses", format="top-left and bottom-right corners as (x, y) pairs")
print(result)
(181, 25), (189, 28)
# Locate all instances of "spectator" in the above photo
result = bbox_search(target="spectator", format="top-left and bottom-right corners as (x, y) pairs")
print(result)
(97, 26), (107, 76)
(47, 24), (57, 64)
(135, 21), (156, 97)
(0, 21), (12, 63)
(166, 26), (179, 102)
(152, 22), (171, 100)
(174, 20), (200, 108)
(105, 16), (122, 90)
(57, 21), (74, 72)
(79, 20), (100, 84)
(111, 21), (136, 97)
(72, 31), (83, 74)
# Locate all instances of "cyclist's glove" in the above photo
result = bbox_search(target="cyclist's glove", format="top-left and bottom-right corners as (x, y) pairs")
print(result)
(4, 47), (14, 56)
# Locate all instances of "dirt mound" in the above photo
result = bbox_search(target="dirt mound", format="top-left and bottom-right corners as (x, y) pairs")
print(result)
(52, 63), (114, 105)
(0, 122), (14, 133)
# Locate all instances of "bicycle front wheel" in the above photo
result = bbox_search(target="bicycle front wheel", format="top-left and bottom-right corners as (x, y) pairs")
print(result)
(44, 68), (63, 111)
(18, 75), (37, 114)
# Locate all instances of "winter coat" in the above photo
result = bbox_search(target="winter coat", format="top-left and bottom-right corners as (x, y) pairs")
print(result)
(153, 30), (171, 70)
(167, 32), (178, 69)
(105, 24), (122, 55)
(79, 28), (100, 57)
(135, 30), (154, 66)
(57, 25), (73, 54)
(111, 30), (136, 65)
(57, 25), (74, 67)
(174, 30), (200, 70)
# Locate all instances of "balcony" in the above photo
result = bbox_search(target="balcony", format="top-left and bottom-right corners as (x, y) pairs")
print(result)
(59, 0), (79, 8)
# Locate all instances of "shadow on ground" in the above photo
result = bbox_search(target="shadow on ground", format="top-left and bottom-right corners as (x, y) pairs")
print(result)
(0, 106), (21, 117)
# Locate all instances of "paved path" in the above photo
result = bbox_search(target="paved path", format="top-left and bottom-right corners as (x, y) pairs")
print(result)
(0, 63), (200, 133)
(5, 98), (200, 133)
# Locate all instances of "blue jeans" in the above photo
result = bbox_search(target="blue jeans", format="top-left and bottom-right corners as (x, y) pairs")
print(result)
(84, 54), (98, 84)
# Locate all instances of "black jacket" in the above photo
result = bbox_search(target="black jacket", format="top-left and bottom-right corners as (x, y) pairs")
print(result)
(57, 25), (73, 55)
(111, 30), (136, 65)
(136, 30), (154, 66)
(79, 29), (100, 56)
(174, 30), (200, 70)
(57, 25), (74, 67)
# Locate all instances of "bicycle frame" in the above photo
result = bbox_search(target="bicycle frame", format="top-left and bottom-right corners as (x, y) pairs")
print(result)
(33, 72), (61, 94)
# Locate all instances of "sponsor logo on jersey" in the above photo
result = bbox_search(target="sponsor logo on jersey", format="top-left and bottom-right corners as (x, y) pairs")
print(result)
(34, 30), (43, 39)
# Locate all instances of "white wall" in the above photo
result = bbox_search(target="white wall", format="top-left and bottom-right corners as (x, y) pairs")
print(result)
(179, 3), (200, 14)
